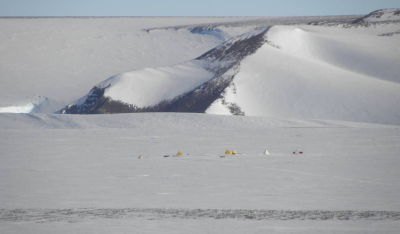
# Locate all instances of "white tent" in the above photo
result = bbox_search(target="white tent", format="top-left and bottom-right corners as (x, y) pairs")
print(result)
(263, 149), (270, 155)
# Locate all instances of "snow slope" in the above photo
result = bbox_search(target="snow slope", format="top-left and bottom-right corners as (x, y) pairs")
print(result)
(1, 113), (400, 233)
(98, 61), (214, 107)
(211, 24), (400, 125)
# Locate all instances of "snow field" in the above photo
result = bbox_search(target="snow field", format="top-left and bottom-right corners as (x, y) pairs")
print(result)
(1, 113), (400, 233)
(2, 126), (399, 211)
(1, 215), (399, 234)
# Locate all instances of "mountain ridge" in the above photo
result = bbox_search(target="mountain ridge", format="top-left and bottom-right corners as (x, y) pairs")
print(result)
(60, 28), (270, 115)
(56, 9), (400, 125)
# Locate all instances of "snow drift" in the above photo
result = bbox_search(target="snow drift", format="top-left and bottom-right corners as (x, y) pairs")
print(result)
(0, 96), (61, 114)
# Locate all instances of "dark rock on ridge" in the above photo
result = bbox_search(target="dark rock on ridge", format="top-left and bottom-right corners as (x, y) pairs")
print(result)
(352, 9), (400, 24)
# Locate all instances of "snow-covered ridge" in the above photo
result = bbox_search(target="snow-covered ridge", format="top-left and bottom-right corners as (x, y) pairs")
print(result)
(59, 10), (400, 125)
(208, 22), (400, 125)
(353, 9), (400, 24)
(60, 27), (270, 115)
(145, 15), (360, 43)
(3, 10), (400, 126)
(0, 17), (237, 111)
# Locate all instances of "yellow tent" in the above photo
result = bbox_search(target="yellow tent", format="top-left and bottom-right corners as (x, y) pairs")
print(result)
(232, 150), (237, 155)
(177, 151), (183, 156)
(225, 149), (232, 154)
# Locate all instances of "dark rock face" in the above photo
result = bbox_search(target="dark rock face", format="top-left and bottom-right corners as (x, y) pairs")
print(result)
(197, 29), (268, 65)
(61, 86), (107, 114)
(60, 29), (269, 115)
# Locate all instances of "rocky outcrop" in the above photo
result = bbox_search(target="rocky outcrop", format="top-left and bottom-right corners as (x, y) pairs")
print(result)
(60, 29), (269, 115)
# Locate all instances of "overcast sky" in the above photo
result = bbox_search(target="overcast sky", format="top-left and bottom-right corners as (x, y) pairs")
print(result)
(0, 0), (399, 17)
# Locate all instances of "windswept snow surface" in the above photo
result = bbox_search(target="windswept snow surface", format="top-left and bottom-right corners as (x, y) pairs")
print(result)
(1, 113), (400, 233)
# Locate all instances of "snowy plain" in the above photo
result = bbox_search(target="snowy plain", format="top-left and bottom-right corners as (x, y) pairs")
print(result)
(1, 13), (400, 233)
(1, 113), (400, 233)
